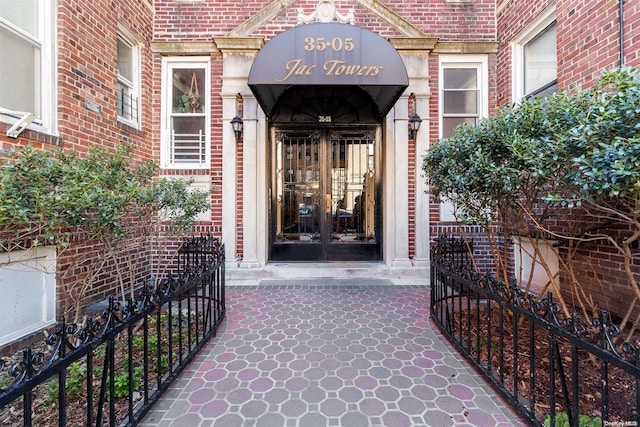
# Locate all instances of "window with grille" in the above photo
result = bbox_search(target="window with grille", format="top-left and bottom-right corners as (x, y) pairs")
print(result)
(161, 58), (210, 168)
(117, 30), (140, 126)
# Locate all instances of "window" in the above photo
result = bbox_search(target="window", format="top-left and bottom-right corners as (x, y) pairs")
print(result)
(117, 28), (141, 127)
(439, 55), (488, 138)
(523, 23), (557, 97)
(439, 55), (488, 222)
(0, 0), (56, 133)
(0, 247), (56, 346)
(512, 7), (557, 100)
(161, 58), (210, 168)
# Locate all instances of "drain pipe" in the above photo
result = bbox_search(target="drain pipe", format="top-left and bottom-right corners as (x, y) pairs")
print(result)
(619, 0), (625, 66)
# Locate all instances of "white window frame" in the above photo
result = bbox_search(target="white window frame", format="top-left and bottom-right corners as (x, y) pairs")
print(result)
(438, 55), (489, 222)
(117, 24), (141, 129)
(511, 6), (557, 102)
(0, 247), (57, 346)
(161, 57), (211, 169)
(0, 0), (57, 136)
(438, 54), (489, 139)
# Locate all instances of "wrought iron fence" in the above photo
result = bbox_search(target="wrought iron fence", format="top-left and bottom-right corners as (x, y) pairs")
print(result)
(430, 236), (640, 427)
(0, 235), (225, 426)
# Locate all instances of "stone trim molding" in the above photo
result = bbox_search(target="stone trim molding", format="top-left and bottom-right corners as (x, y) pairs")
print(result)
(214, 37), (264, 53)
(228, 0), (428, 39)
(389, 37), (439, 52)
(150, 41), (218, 55)
(297, 0), (354, 25)
(434, 41), (499, 54)
(228, 0), (297, 37)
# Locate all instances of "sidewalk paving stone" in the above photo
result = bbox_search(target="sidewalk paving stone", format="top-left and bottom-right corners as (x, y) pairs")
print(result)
(139, 279), (526, 426)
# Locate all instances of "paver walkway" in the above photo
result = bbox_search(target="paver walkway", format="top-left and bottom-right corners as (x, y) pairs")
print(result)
(140, 279), (524, 427)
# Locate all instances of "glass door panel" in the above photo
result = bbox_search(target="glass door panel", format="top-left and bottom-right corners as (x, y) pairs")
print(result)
(329, 131), (376, 243)
(275, 131), (321, 243)
(270, 128), (380, 261)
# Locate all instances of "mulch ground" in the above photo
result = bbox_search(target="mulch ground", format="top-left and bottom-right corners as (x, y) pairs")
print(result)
(449, 303), (637, 424)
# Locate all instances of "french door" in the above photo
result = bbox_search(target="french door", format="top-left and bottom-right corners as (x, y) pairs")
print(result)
(270, 128), (381, 261)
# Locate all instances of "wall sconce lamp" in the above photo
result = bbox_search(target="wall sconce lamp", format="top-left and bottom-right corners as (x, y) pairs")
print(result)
(231, 115), (243, 142)
(408, 113), (422, 140)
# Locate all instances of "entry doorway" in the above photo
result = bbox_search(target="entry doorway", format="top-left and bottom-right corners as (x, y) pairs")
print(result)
(270, 127), (381, 261)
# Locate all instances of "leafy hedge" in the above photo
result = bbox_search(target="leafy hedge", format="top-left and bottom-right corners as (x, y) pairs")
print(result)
(0, 143), (210, 247)
(423, 66), (640, 320)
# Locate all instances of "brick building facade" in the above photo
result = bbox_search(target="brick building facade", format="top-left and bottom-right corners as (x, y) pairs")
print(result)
(0, 0), (638, 347)
(494, 0), (640, 319)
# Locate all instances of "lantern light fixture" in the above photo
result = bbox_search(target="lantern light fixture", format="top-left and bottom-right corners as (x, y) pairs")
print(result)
(231, 115), (243, 142)
(408, 113), (422, 140)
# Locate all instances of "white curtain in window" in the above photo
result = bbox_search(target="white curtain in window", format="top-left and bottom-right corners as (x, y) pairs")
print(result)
(0, 27), (39, 113)
(0, 0), (38, 37)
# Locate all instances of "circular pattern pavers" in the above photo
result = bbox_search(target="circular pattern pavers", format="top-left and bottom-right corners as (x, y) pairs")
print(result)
(140, 282), (522, 427)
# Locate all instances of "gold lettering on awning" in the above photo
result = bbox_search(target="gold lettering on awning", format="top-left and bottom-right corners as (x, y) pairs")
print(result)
(275, 58), (384, 82)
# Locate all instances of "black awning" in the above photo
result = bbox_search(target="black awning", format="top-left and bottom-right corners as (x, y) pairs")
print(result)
(248, 22), (408, 122)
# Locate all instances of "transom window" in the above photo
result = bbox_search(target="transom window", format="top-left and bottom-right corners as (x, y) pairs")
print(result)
(161, 58), (210, 169)
(0, 0), (56, 133)
(117, 29), (140, 127)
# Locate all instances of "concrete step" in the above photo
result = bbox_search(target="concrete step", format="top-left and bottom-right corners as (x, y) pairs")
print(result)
(226, 262), (428, 281)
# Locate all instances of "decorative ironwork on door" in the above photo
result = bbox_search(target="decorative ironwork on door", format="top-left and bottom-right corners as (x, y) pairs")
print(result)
(271, 129), (380, 261)
(328, 130), (376, 242)
(275, 131), (321, 242)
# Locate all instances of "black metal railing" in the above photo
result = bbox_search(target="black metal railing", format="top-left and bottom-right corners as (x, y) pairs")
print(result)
(430, 236), (640, 427)
(0, 235), (225, 426)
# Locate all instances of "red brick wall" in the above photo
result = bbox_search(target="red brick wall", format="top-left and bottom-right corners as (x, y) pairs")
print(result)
(408, 132), (416, 259)
(0, 0), (156, 324)
(55, 0), (154, 158)
(428, 53), (442, 236)
(152, 0), (497, 260)
(557, 0), (621, 89)
(625, 0), (640, 67)
(236, 135), (244, 260)
(497, 0), (639, 102)
(495, 0), (640, 319)
(153, 0), (496, 41)
(56, 0), (156, 306)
